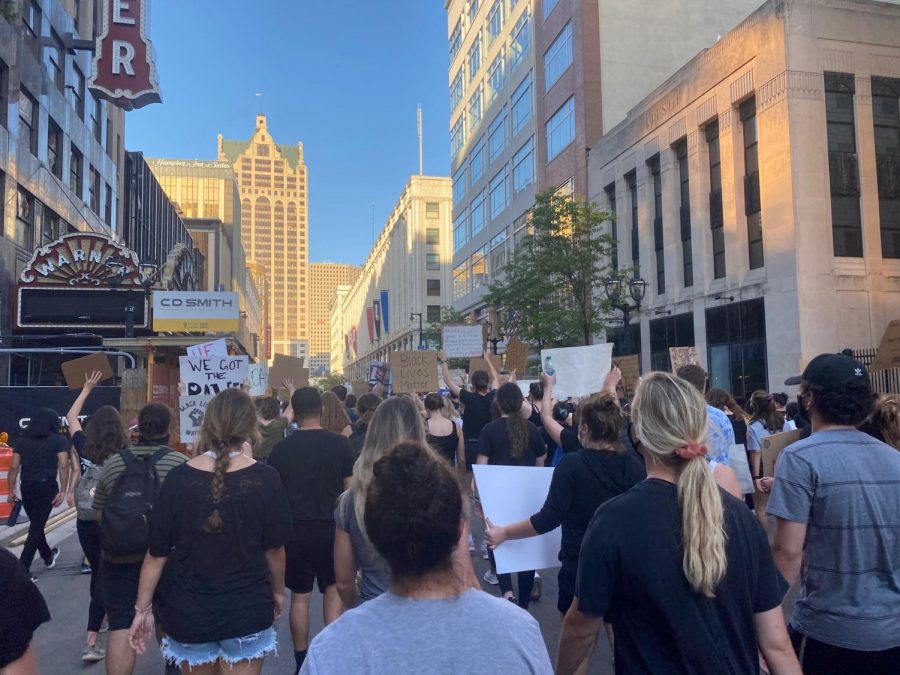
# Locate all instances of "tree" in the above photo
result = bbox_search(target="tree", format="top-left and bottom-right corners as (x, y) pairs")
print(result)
(484, 191), (622, 348)
(316, 371), (347, 391)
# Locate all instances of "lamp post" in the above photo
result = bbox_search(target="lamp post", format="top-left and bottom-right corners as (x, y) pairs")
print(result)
(409, 312), (423, 349)
(604, 274), (648, 357)
(484, 319), (504, 355)
(105, 258), (158, 338)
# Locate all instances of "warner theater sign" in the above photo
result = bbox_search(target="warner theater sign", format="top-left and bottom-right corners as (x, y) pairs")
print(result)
(90, 0), (162, 109)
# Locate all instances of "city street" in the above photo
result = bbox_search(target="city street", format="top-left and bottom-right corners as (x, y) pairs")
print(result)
(16, 517), (613, 674)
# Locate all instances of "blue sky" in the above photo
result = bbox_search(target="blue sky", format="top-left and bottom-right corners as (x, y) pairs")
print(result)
(126, 0), (451, 266)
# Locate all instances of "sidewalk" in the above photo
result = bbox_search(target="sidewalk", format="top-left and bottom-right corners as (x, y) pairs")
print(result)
(2, 504), (76, 553)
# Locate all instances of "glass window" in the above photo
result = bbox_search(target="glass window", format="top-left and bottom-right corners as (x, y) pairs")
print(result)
(705, 298), (768, 401)
(488, 50), (507, 103)
(544, 23), (573, 91)
(511, 72), (533, 136)
(453, 165), (467, 206)
(22, 1), (40, 57)
(88, 168), (99, 213)
(72, 64), (85, 120)
(471, 247), (488, 288)
(47, 119), (62, 179)
(627, 171), (639, 271)
(0, 58), (8, 129)
(487, 0), (504, 42)
(453, 261), (469, 300)
(471, 190), (486, 235)
(706, 121), (726, 279)
(469, 0), (481, 23)
(544, 0), (559, 18)
(546, 97), (575, 162)
(19, 88), (38, 155)
(512, 137), (534, 193)
(489, 166), (508, 219)
(469, 40), (481, 83)
(427, 279), (441, 296)
(69, 144), (83, 198)
(104, 182), (112, 226)
(426, 253), (440, 270)
(605, 183), (618, 270)
(469, 85), (483, 130)
(449, 20), (462, 60)
(470, 136), (486, 184)
(489, 106), (508, 163)
(649, 155), (665, 295)
(676, 140), (692, 287)
(454, 208), (468, 251)
(824, 73), (863, 258)
(91, 94), (102, 143)
(510, 12), (530, 71)
(451, 116), (465, 157)
(450, 69), (464, 111)
(427, 305), (442, 323)
(15, 188), (35, 249)
(48, 30), (65, 92)
(426, 202), (440, 219)
(490, 230), (507, 273)
(873, 78), (900, 259)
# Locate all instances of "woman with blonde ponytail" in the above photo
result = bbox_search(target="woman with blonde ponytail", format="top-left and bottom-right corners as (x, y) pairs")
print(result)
(128, 389), (292, 674)
(557, 372), (801, 675)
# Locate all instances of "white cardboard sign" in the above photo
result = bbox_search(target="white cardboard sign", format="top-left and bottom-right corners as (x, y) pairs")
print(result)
(179, 395), (213, 443)
(516, 380), (539, 398)
(540, 343), (613, 399)
(186, 339), (228, 359)
(473, 465), (561, 575)
(179, 356), (249, 396)
(441, 324), (484, 358)
(248, 363), (269, 397)
(728, 444), (754, 495)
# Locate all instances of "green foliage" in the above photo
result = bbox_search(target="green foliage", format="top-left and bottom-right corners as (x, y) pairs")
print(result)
(422, 305), (471, 369)
(316, 371), (348, 391)
(484, 191), (624, 348)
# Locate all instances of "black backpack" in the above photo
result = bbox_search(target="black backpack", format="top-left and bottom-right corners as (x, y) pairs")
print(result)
(100, 447), (170, 558)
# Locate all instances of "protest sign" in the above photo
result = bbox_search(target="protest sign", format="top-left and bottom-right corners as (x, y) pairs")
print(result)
(368, 361), (390, 387)
(350, 381), (370, 397)
(669, 346), (701, 373)
(179, 395), (213, 443)
(516, 380), (538, 398)
(612, 354), (641, 399)
(61, 352), (114, 389)
(468, 354), (502, 376)
(269, 354), (308, 389)
(540, 343), (613, 399)
(728, 444), (754, 494)
(390, 351), (439, 394)
(761, 428), (801, 477)
(186, 339), (228, 359)
(248, 363), (269, 397)
(871, 320), (900, 371)
(504, 339), (531, 374)
(473, 465), (561, 574)
(179, 356), (249, 396)
(441, 324), (485, 358)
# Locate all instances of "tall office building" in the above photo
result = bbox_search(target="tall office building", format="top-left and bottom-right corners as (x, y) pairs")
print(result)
(309, 263), (360, 375)
(446, 0), (760, 317)
(218, 114), (309, 361)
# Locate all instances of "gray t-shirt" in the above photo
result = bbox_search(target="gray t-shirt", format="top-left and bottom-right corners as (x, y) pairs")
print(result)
(767, 428), (900, 651)
(334, 491), (390, 603)
(301, 589), (553, 674)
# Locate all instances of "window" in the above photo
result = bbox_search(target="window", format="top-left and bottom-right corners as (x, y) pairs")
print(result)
(627, 171), (639, 271)
(106, 117), (113, 156)
(471, 190), (486, 235)
(469, 0), (481, 23)
(650, 312), (695, 371)
(0, 58), (8, 128)
(69, 144), (83, 198)
(468, 40), (481, 82)
(426, 253), (440, 271)
(454, 208), (468, 250)
(19, 88), (38, 156)
(706, 298), (768, 402)
(489, 166), (508, 219)
(510, 12), (530, 71)
(544, 0), (559, 18)
(450, 69), (464, 111)
(104, 182), (112, 226)
(490, 230), (507, 274)
(469, 85), (483, 130)
(707, 121), (726, 279)
(22, 1), (40, 58)
(427, 305), (442, 323)
(488, 50), (506, 102)
(546, 97), (575, 162)
(47, 119), (62, 179)
(48, 30), (65, 92)
(741, 98), (763, 269)
(42, 209), (61, 244)
(544, 23), (573, 91)
(675, 140), (692, 287)
(453, 261), (469, 300)
(649, 155), (665, 295)
(487, 1), (504, 42)
(426, 202), (440, 219)
(511, 72), (532, 136)
(471, 247), (487, 288)
(449, 20), (462, 60)
(203, 181), (218, 217)
(451, 116), (465, 157)
(91, 94), (102, 143)
(256, 144), (269, 156)
(453, 165), (467, 206)
(72, 64), (85, 120)
(16, 189), (35, 249)
(489, 106), (508, 162)
(427, 279), (441, 296)
(605, 183), (618, 270)
(89, 166), (100, 213)
(873, 77), (900, 258)
(470, 137), (486, 183)
(512, 137), (534, 193)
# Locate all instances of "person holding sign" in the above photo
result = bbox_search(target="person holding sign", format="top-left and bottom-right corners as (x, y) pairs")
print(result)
(439, 350), (499, 471)
(557, 372), (799, 675)
(746, 390), (791, 530)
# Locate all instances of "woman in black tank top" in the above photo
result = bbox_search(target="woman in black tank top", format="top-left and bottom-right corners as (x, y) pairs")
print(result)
(424, 393), (464, 468)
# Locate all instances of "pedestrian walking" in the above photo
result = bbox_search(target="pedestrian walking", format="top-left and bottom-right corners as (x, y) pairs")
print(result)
(320, 391), (352, 437)
(268, 387), (355, 675)
(424, 393), (464, 469)
(254, 382), (294, 463)
(746, 389), (791, 529)
(557, 372), (800, 675)
(439, 350), (499, 470)
(6, 408), (69, 580)
(301, 441), (553, 674)
(348, 393), (380, 459)
(128, 389), (291, 675)
(769, 354), (900, 673)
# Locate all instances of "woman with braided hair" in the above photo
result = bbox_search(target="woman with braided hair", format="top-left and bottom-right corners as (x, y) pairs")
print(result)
(128, 388), (292, 674)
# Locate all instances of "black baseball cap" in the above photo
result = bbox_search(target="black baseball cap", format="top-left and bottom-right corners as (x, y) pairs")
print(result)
(784, 353), (870, 391)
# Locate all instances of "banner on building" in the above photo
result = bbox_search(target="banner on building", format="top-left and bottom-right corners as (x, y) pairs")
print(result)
(372, 300), (382, 340)
(365, 307), (375, 343)
(153, 292), (239, 332)
(380, 291), (390, 333)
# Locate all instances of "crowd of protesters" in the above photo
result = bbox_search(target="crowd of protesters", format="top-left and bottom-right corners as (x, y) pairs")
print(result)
(3, 345), (899, 675)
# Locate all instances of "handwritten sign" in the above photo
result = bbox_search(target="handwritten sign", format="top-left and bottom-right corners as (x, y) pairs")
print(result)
(442, 324), (485, 358)
(269, 354), (308, 389)
(612, 354), (641, 399)
(871, 320), (900, 372)
(178, 395), (213, 444)
(350, 381), (370, 397)
(468, 354), (502, 376)
(179, 356), (249, 396)
(186, 339), (228, 359)
(505, 339), (531, 374)
(248, 363), (269, 397)
(61, 352), (114, 390)
(761, 429), (801, 477)
(390, 351), (439, 394)
(670, 346), (701, 373)
(540, 344), (613, 399)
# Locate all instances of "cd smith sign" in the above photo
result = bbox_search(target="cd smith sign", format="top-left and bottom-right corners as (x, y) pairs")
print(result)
(152, 292), (239, 332)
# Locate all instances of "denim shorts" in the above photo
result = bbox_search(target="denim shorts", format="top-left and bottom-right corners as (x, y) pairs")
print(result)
(161, 627), (277, 668)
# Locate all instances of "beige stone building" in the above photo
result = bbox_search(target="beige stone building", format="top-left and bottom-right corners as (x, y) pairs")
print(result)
(309, 263), (360, 375)
(330, 284), (352, 375)
(218, 114), (309, 362)
(446, 0), (760, 317)
(331, 177), (453, 379)
(588, 0), (900, 399)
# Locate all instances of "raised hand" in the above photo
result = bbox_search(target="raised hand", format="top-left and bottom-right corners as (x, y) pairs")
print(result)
(83, 370), (104, 392)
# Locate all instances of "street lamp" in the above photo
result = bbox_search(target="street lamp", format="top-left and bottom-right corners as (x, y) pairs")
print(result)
(105, 258), (157, 338)
(604, 274), (648, 357)
(409, 312), (424, 349)
(484, 319), (504, 355)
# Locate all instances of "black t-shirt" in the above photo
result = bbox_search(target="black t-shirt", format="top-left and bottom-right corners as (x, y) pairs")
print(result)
(459, 389), (495, 440)
(477, 417), (547, 467)
(576, 479), (787, 674)
(269, 428), (355, 522)
(72, 431), (89, 474)
(0, 548), (50, 668)
(12, 433), (68, 482)
(560, 427), (581, 454)
(531, 448), (645, 559)
(149, 462), (291, 644)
